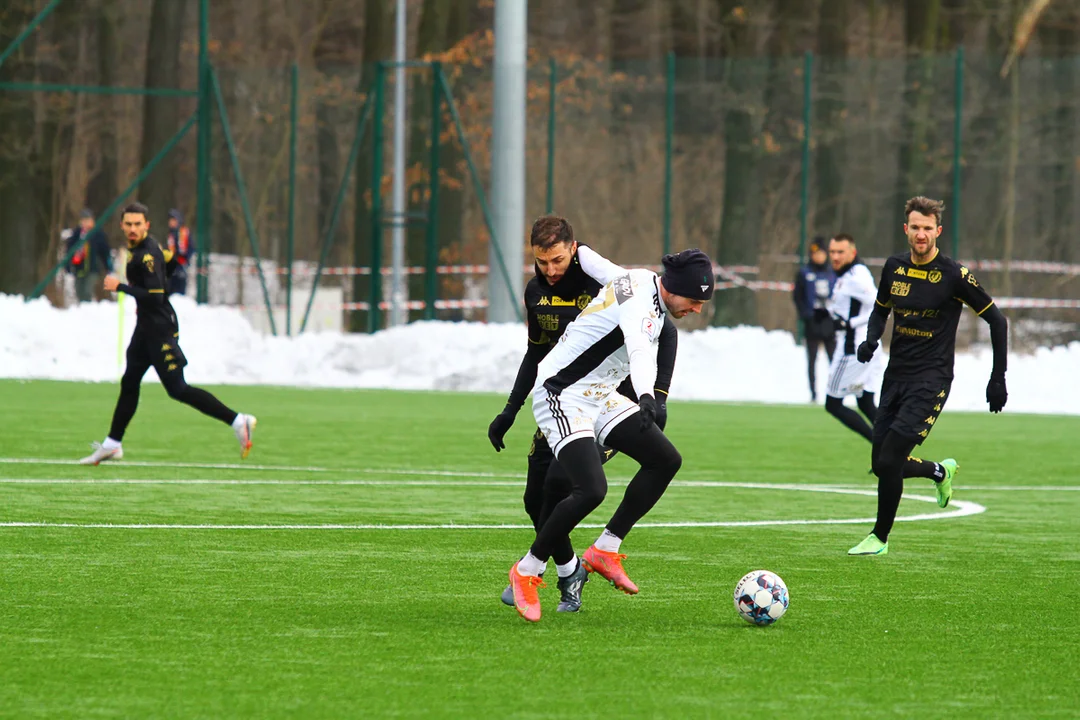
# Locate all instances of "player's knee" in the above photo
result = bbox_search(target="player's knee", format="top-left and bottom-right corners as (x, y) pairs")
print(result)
(656, 444), (682, 479)
(120, 372), (142, 394)
(162, 376), (189, 400)
(522, 486), (544, 523)
(576, 477), (608, 512)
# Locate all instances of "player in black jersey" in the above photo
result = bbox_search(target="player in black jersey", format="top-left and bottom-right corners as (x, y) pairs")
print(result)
(849, 196), (1009, 555)
(487, 215), (676, 611)
(79, 203), (257, 465)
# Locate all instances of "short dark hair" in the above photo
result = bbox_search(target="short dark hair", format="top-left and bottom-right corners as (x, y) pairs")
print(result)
(530, 215), (574, 250)
(122, 202), (150, 220)
(905, 196), (944, 226)
(831, 232), (855, 245)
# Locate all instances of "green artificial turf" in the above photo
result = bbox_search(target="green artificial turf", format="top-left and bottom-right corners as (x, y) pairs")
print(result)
(0, 380), (1076, 718)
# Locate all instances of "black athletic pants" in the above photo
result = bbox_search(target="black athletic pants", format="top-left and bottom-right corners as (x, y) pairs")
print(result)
(806, 333), (837, 399)
(869, 379), (951, 541)
(529, 418), (682, 563)
(108, 328), (237, 441)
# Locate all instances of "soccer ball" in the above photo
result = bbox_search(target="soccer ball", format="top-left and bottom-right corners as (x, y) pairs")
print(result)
(733, 570), (789, 626)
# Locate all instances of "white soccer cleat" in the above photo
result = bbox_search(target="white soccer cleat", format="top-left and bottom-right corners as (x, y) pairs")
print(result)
(233, 414), (257, 459)
(79, 442), (123, 466)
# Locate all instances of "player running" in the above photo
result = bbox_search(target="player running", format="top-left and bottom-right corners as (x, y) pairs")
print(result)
(79, 203), (256, 465)
(850, 196), (1009, 556)
(823, 233), (881, 442)
(507, 249), (713, 622)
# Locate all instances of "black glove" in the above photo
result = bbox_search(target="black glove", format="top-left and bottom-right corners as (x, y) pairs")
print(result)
(832, 315), (850, 333)
(487, 408), (516, 451)
(654, 393), (668, 432)
(638, 394), (657, 432)
(986, 377), (1008, 413)
(856, 340), (877, 364)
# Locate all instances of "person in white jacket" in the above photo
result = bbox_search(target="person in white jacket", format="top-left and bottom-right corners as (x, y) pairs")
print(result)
(824, 234), (882, 442)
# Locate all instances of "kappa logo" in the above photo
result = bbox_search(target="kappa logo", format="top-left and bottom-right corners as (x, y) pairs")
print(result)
(894, 266), (907, 276)
(163, 353), (175, 362)
(537, 296), (550, 306)
(142, 254), (154, 273)
(167, 363), (178, 372)
(160, 343), (171, 351)
(891, 281), (912, 297)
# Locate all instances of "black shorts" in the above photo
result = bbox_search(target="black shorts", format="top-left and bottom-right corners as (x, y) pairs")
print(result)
(873, 378), (951, 445)
(127, 327), (188, 380)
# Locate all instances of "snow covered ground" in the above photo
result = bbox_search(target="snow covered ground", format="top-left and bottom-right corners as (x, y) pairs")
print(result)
(1, 294), (1076, 415)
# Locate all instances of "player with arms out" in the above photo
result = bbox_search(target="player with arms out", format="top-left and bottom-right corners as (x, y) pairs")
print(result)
(823, 233), (881, 442)
(488, 215), (677, 613)
(79, 203), (257, 465)
(850, 196), (1009, 556)
(507, 249), (712, 622)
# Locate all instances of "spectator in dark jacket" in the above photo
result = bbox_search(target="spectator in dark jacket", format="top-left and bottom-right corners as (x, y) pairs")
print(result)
(165, 209), (194, 296)
(792, 236), (837, 402)
(65, 208), (114, 302)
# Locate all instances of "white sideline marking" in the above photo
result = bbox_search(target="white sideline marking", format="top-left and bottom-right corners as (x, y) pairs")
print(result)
(0, 478), (1075, 492)
(0, 480), (986, 530)
(0, 457), (524, 478)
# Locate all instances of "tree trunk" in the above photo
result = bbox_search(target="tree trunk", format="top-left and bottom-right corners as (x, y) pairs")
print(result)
(352, 0), (394, 332)
(895, 0), (941, 231)
(138, 0), (187, 237)
(313, 0), (359, 271)
(713, 0), (762, 327)
(0, 1), (41, 297)
(86, 0), (119, 216)
(814, 0), (849, 233)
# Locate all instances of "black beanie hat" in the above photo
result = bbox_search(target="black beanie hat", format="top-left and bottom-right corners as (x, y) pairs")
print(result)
(660, 248), (714, 301)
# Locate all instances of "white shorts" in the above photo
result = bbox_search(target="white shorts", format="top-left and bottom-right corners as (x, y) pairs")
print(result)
(826, 352), (880, 398)
(532, 386), (639, 457)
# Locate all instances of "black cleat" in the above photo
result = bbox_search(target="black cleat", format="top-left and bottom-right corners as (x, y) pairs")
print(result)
(556, 561), (588, 613)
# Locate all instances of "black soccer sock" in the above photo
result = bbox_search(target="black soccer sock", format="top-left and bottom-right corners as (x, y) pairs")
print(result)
(523, 452), (550, 531)
(857, 392), (878, 424)
(904, 456), (945, 482)
(806, 337), (820, 398)
(825, 395), (873, 442)
(871, 431), (919, 542)
(538, 460), (575, 566)
(161, 370), (238, 425)
(529, 438), (607, 562)
(600, 420), (683, 540)
(107, 370), (144, 442)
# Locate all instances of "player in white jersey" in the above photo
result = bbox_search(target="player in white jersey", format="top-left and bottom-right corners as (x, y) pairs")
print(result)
(506, 249), (715, 623)
(824, 234), (881, 442)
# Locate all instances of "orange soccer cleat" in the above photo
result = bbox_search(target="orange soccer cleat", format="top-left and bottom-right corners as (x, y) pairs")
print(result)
(582, 545), (639, 595)
(508, 562), (546, 622)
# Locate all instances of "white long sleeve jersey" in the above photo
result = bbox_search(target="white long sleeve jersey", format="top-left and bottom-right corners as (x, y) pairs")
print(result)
(534, 268), (665, 401)
(827, 262), (878, 354)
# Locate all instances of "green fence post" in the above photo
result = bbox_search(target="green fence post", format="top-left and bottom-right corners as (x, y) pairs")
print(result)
(369, 63), (386, 334)
(195, 0), (211, 304)
(546, 57), (556, 214)
(424, 62), (443, 321)
(436, 67), (522, 321)
(27, 113), (199, 300)
(211, 68), (278, 336)
(952, 45), (963, 259)
(0, 0), (62, 70)
(300, 92), (373, 334)
(798, 51), (813, 262)
(286, 63), (298, 336)
(663, 51), (675, 257)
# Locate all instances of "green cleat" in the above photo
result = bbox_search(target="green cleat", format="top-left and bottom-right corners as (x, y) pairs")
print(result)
(848, 533), (889, 556)
(937, 459), (958, 508)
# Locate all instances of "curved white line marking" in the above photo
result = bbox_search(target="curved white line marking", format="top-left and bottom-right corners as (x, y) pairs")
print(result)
(0, 480), (985, 529)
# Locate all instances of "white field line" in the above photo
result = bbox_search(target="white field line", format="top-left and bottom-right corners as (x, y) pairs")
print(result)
(0, 480), (986, 530)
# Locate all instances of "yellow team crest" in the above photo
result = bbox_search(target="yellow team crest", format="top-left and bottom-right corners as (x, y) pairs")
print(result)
(928, 270), (942, 283)
(576, 293), (591, 310)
